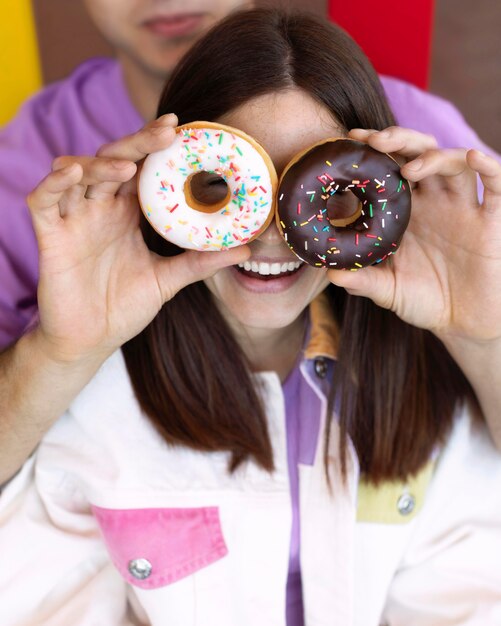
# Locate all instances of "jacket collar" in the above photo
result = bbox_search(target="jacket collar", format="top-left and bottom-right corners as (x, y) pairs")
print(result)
(304, 292), (339, 361)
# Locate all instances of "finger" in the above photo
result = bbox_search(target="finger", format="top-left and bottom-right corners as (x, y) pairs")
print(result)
(51, 159), (88, 214)
(53, 155), (137, 187)
(348, 127), (437, 193)
(401, 148), (478, 202)
(59, 183), (89, 217)
(85, 163), (137, 201)
(53, 155), (137, 203)
(115, 161), (145, 198)
(154, 245), (251, 303)
(116, 176), (139, 198)
(466, 149), (501, 214)
(96, 114), (178, 162)
(327, 263), (396, 311)
(353, 126), (438, 161)
(27, 164), (83, 229)
(348, 128), (378, 141)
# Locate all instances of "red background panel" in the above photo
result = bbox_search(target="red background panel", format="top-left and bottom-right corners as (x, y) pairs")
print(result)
(328, 0), (435, 89)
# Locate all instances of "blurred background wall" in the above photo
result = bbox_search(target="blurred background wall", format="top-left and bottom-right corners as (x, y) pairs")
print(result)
(2, 0), (500, 150)
(430, 0), (501, 153)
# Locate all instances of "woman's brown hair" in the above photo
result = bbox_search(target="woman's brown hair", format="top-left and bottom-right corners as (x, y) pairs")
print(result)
(122, 8), (474, 482)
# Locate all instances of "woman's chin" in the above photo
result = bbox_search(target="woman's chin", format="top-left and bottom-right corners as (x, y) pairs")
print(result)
(205, 266), (328, 335)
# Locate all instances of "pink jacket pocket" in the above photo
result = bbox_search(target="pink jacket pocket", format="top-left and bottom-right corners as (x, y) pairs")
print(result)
(91, 505), (228, 590)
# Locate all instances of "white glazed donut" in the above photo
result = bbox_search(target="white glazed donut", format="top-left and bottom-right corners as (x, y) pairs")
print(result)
(138, 122), (277, 250)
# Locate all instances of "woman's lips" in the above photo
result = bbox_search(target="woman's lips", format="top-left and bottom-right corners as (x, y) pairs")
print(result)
(143, 14), (205, 38)
(230, 262), (307, 294)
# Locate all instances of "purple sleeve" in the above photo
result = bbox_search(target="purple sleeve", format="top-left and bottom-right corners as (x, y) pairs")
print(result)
(380, 75), (500, 159)
(0, 59), (143, 350)
(0, 101), (53, 349)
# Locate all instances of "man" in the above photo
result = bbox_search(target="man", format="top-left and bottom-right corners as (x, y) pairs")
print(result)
(0, 0), (498, 485)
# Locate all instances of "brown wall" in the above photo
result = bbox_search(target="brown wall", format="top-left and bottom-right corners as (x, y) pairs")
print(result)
(32, 0), (501, 151)
(32, 1), (113, 82)
(430, 0), (501, 151)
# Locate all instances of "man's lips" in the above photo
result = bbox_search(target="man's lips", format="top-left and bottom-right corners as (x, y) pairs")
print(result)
(143, 14), (206, 38)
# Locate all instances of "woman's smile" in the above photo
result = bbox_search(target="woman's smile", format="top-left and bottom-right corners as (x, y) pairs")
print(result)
(231, 257), (306, 293)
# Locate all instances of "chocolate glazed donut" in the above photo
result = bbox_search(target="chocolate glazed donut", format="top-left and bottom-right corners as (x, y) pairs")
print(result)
(276, 139), (411, 270)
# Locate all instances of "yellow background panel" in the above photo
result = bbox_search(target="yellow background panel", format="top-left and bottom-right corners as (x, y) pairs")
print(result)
(0, 0), (42, 125)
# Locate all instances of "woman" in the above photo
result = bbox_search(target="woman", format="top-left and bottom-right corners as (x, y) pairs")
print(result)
(1, 8), (500, 626)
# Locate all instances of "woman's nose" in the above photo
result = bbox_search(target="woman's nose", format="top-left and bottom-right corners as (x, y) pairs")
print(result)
(256, 218), (285, 246)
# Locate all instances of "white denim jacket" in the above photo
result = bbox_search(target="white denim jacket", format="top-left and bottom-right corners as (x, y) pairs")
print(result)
(1, 302), (501, 626)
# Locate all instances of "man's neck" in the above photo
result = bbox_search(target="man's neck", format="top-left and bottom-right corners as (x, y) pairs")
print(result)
(118, 53), (168, 122)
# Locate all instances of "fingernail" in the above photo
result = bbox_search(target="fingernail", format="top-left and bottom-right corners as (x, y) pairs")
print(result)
(405, 158), (423, 171)
(158, 113), (178, 125)
(377, 130), (390, 139)
(61, 163), (78, 175)
(151, 125), (174, 135)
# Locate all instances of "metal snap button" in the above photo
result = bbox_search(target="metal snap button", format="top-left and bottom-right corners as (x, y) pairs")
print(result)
(314, 358), (328, 379)
(128, 558), (152, 580)
(397, 493), (415, 516)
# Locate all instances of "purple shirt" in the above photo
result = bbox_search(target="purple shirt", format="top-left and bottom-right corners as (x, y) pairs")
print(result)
(0, 59), (143, 347)
(283, 352), (333, 626)
(0, 57), (499, 349)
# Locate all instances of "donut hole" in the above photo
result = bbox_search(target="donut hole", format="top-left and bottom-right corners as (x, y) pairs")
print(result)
(326, 190), (362, 227)
(185, 171), (230, 213)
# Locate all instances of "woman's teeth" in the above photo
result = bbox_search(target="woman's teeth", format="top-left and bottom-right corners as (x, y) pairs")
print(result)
(237, 260), (303, 276)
